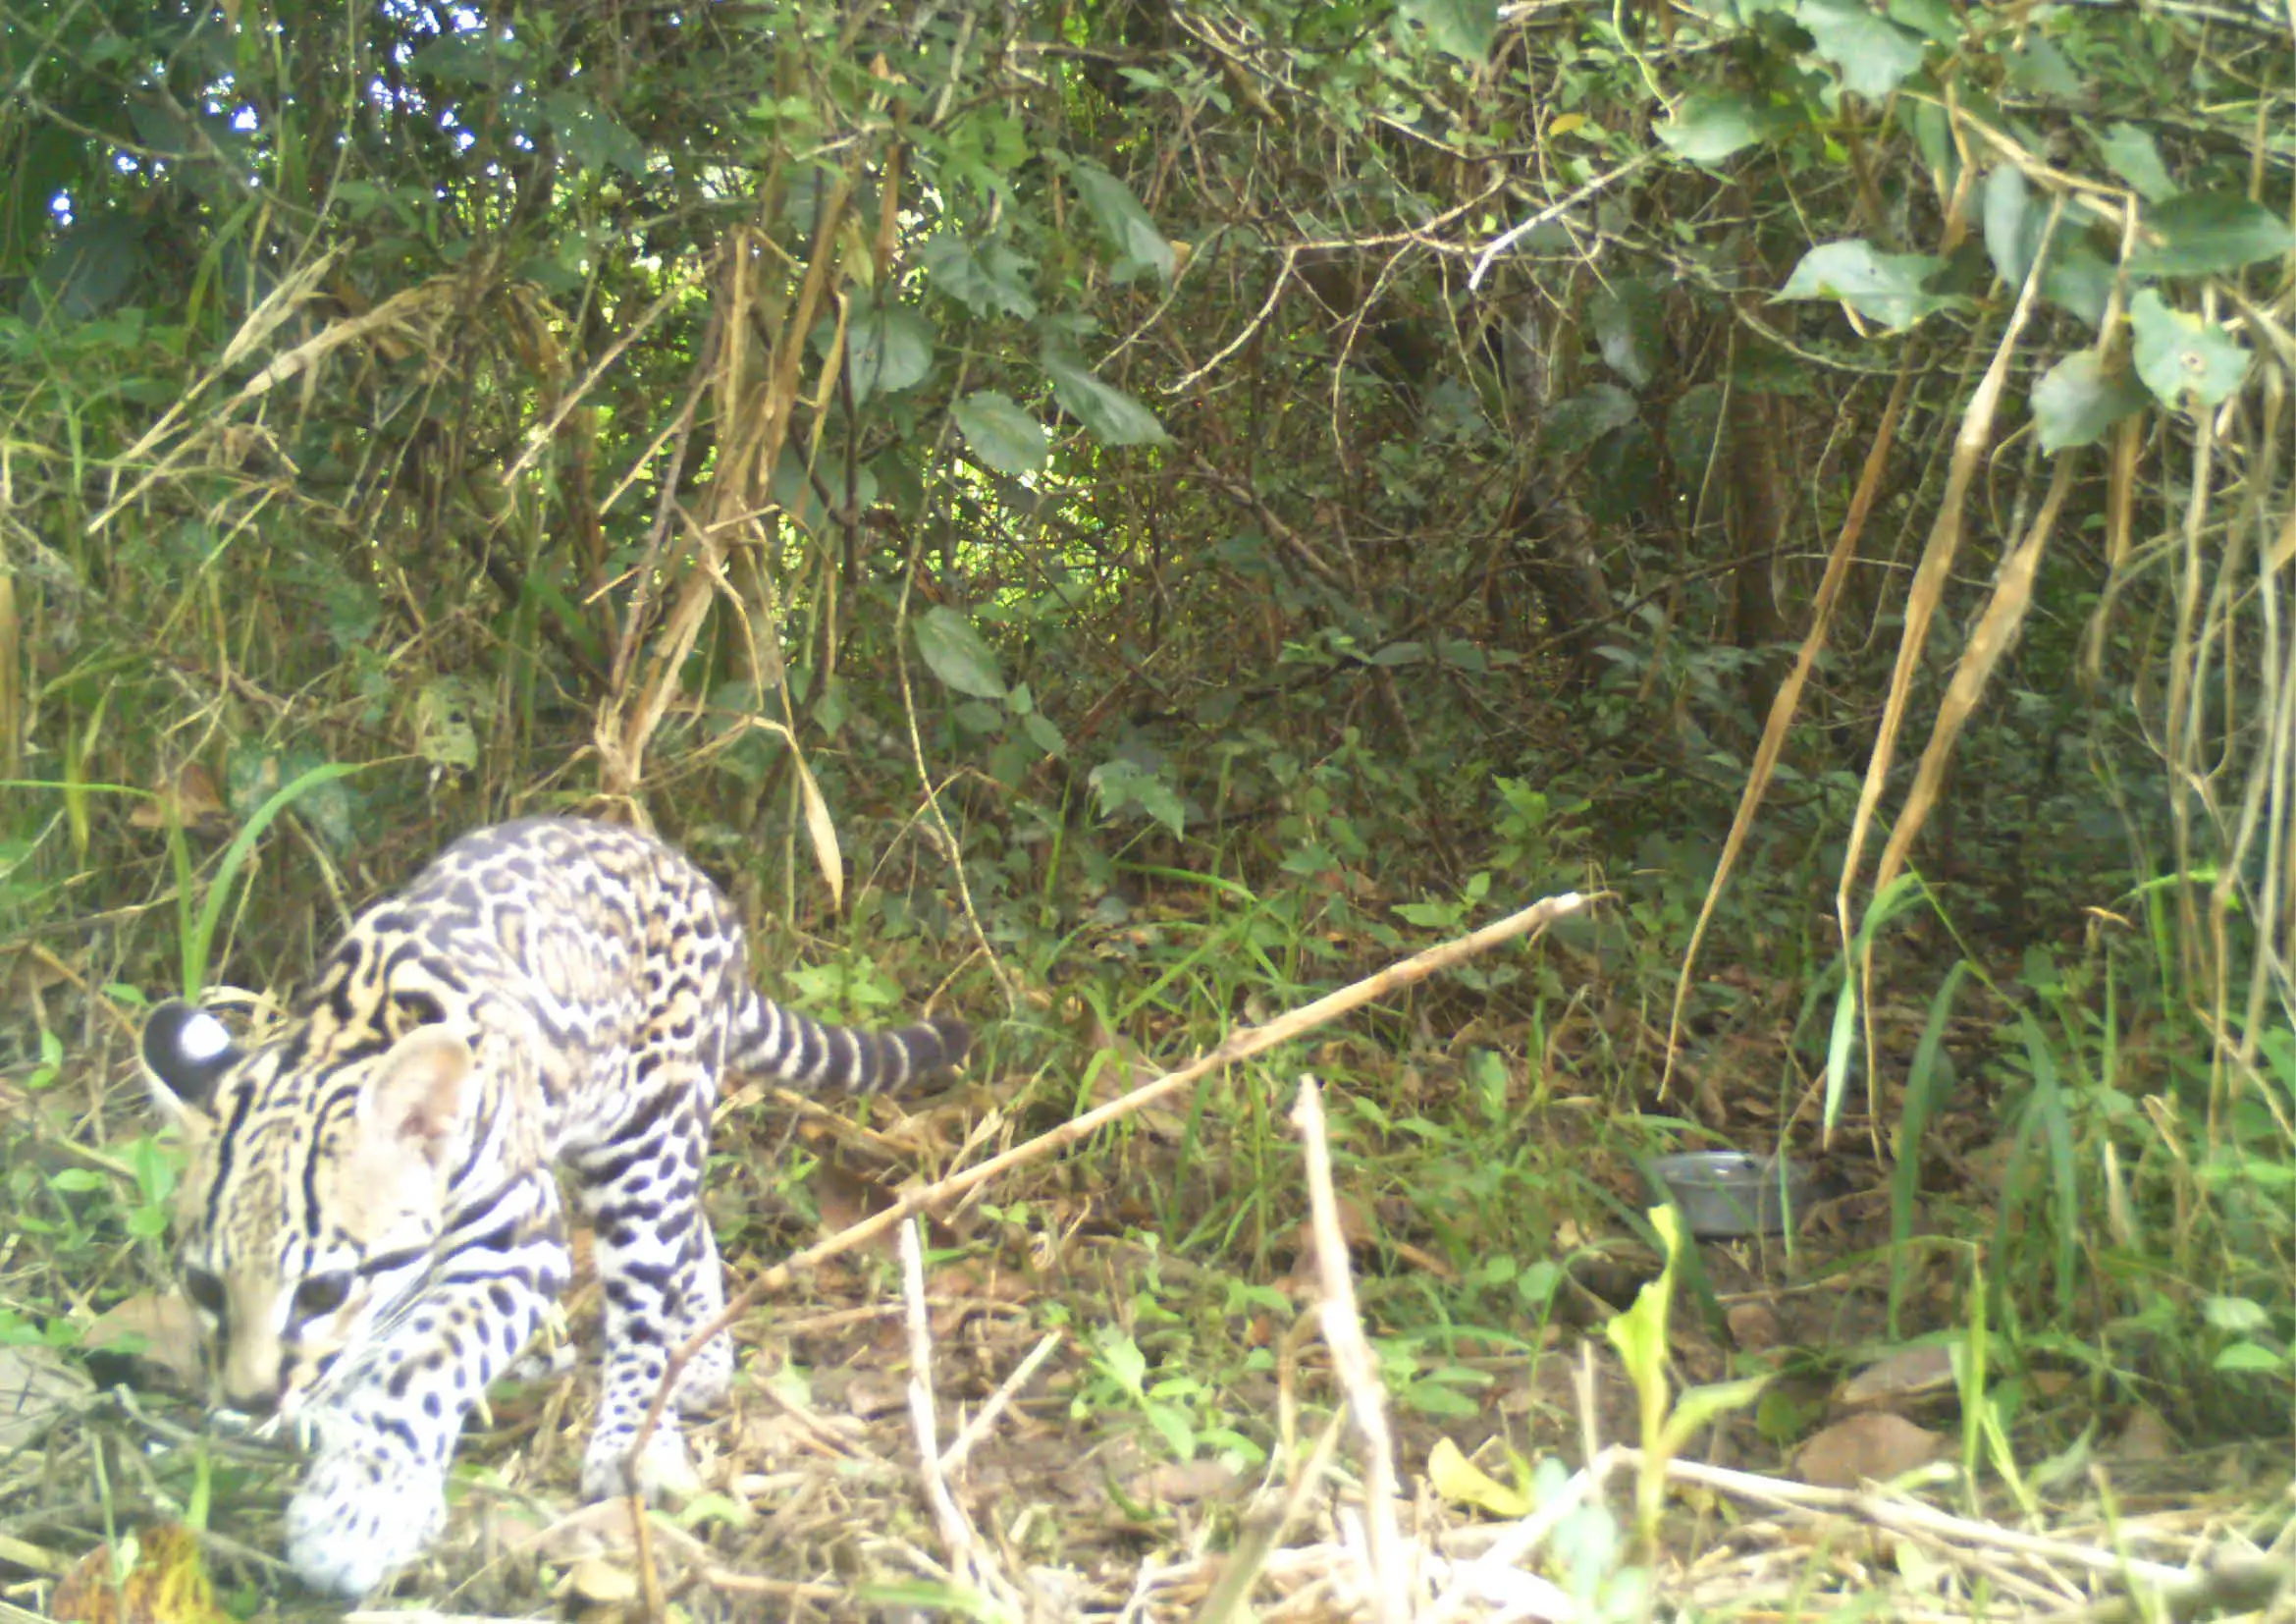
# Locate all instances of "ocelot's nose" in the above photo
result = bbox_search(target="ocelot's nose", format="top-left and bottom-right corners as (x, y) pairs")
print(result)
(219, 1378), (281, 1417)
(219, 1339), (286, 1416)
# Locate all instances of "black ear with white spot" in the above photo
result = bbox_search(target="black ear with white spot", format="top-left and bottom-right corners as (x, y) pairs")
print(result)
(140, 1000), (241, 1122)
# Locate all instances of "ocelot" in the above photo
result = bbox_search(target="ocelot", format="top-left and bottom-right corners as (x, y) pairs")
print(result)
(136, 816), (968, 1596)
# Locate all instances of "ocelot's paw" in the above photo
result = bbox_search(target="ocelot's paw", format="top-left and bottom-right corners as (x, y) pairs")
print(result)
(580, 1419), (701, 1502)
(671, 1331), (734, 1416)
(285, 1448), (446, 1597)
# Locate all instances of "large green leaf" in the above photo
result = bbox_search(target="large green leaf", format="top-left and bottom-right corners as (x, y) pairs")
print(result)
(919, 234), (1040, 319)
(2129, 192), (2296, 277)
(1796, 0), (1927, 98)
(1403, 0), (1499, 61)
(1590, 281), (1665, 388)
(542, 91), (647, 178)
(1041, 349), (1170, 447)
(1538, 385), (1637, 461)
(1982, 166), (2046, 290)
(914, 606), (1008, 699)
(2129, 289), (2251, 410)
(1069, 163), (1175, 285)
(846, 296), (934, 404)
(2029, 353), (2147, 454)
(952, 390), (1049, 475)
(2095, 123), (2176, 203)
(1777, 241), (1952, 329)
(1657, 92), (1777, 164)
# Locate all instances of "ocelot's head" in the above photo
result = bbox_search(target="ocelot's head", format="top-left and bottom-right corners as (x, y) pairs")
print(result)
(138, 1001), (475, 1420)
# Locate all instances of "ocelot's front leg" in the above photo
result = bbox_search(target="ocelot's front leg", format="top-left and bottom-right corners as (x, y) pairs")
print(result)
(571, 1065), (730, 1501)
(284, 1261), (563, 1597)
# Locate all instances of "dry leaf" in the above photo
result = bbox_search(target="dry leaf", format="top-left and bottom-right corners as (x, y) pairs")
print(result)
(2110, 1404), (2174, 1462)
(1427, 1436), (1533, 1519)
(86, 1293), (206, 1392)
(1839, 1342), (1956, 1407)
(1726, 1302), (1784, 1351)
(128, 764), (226, 831)
(50, 1524), (228, 1624)
(1795, 1413), (1945, 1488)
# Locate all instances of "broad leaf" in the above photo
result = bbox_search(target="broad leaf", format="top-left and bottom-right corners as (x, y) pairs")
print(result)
(1404, 0), (1499, 62)
(1982, 166), (2046, 290)
(918, 234), (1039, 319)
(2129, 192), (2296, 277)
(542, 91), (647, 178)
(1070, 163), (1175, 285)
(846, 297), (934, 404)
(2042, 246), (2114, 328)
(914, 606), (1008, 699)
(2029, 353), (2146, 454)
(2130, 289), (2251, 410)
(1796, 0), (1927, 98)
(1041, 349), (1171, 447)
(1590, 280), (1665, 388)
(2096, 123), (2176, 203)
(952, 390), (1049, 475)
(1657, 92), (1775, 164)
(1777, 241), (1951, 329)
(1089, 756), (1185, 836)
(1537, 384), (1637, 460)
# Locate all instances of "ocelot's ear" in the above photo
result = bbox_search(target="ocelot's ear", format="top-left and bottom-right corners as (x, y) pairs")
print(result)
(359, 1027), (472, 1164)
(140, 1000), (240, 1132)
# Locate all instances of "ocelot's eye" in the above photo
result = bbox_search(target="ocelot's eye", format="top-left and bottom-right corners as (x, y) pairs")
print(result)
(182, 1267), (227, 1320)
(293, 1272), (354, 1320)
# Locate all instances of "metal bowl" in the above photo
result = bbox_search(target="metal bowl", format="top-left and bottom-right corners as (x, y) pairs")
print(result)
(1649, 1151), (1811, 1238)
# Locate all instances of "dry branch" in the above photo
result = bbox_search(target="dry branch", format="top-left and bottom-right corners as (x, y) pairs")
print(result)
(622, 887), (1596, 1502)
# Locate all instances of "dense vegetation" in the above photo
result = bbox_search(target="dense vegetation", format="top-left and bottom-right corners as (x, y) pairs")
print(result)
(2, 0), (2291, 1609)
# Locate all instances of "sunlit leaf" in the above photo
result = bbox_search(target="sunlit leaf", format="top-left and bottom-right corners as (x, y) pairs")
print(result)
(952, 390), (1049, 475)
(1797, 0), (1927, 97)
(2096, 123), (2176, 203)
(1982, 166), (2046, 290)
(914, 606), (1008, 699)
(846, 296), (934, 404)
(542, 91), (647, 177)
(918, 234), (1040, 319)
(1070, 162), (1175, 284)
(2129, 192), (2296, 277)
(1777, 241), (1951, 329)
(2029, 353), (2147, 453)
(2130, 289), (2251, 409)
(1429, 1437), (1534, 1517)
(1657, 92), (1775, 164)
(1041, 349), (1171, 447)
(1404, 0), (1499, 62)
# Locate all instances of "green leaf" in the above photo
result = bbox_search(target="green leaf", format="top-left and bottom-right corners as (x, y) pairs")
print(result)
(2130, 289), (2252, 409)
(413, 680), (480, 771)
(917, 233), (1039, 319)
(542, 91), (647, 178)
(1069, 163), (1175, 285)
(1982, 166), (2045, 290)
(1796, 0), (1927, 98)
(1777, 241), (1951, 329)
(2095, 123), (2176, 203)
(846, 297), (934, 404)
(1404, 0), (1499, 61)
(1089, 757), (1185, 836)
(1589, 281), (1665, 388)
(2214, 1342), (2288, 1373)
(1041, 349), (1171, 447)
(2042, 246), (2114, 328)
(1021, 712), (1066, 757)
(2029, 353), (2147, 454)
(2128, 192), (2296, 278)
(186, 759), (372, 997)
(1537, 384), (1637, 460)
(913, 607), (1008, 699)
(1657, 92), (1775, 164)
(952, 390), (1049, 475)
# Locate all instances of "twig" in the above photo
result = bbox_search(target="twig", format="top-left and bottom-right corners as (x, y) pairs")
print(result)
(624, 888), (1598, 1487)
(899, 1217), (1021, 1613)
(938, 1329), (1063, 1477)
(1293, 1074), (1408, 1624)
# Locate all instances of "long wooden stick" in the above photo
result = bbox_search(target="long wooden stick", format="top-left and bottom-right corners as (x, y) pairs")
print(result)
(624, 887), (1597, 1485)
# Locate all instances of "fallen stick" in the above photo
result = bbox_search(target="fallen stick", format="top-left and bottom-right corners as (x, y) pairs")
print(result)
(625, 888), (1598, 1497)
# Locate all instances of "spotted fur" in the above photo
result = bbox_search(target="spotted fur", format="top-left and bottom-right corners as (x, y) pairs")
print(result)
(138, 817), (967, 1597)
